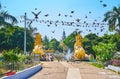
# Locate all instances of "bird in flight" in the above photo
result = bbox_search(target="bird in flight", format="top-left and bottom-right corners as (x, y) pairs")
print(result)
(103, 4), (107, 7)
(65, 15), (68, 17)
(89, 11), (91, 14)
(45, 14), (49, 17)
(71, 11), (74, 13)
(58, 13), (61, 16)
(100, 0), (103, 3)
(35, 8), (37, 10)
(76, 19), (80, 22)
(32, 11), (41, 19)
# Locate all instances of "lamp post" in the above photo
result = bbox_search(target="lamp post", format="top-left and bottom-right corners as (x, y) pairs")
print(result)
(23, 10), (40, 55)
(24, 12), (27, 55)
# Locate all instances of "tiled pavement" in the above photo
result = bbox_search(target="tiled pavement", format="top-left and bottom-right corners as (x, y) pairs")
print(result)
(66, 62), (120, 79)
(29, 61), (67, 79)
(30, 61), (120, 79)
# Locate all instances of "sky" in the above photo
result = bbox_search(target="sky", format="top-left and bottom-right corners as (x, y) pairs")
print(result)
(1, 0), (120, 41)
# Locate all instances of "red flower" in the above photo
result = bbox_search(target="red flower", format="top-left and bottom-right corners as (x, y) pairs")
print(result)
(5, 71), (16, 76)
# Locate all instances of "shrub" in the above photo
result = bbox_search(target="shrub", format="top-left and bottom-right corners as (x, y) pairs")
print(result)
(92, 42), (116, 62)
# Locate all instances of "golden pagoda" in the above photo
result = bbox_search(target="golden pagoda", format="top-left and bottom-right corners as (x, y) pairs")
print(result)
(74, 34), (85, 59)
(33, 33), (44, 58)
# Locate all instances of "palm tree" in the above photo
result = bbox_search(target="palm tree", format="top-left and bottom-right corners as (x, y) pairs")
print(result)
(103, 6), (120, 35)
(0, 3), (18, 26)
(27, 25), (37, 37)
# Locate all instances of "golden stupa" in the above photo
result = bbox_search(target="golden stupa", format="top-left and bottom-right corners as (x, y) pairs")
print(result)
(33, 33), (44, 58)
(74, 34), (85, 59)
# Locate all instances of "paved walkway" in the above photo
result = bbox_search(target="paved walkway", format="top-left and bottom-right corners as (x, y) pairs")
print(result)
(29, 61), (67, 79)
(60, 62), (82, 79)
(68, 62), (120, 79)
(66, 67), (81, 79)
(30, 61), (120, 79)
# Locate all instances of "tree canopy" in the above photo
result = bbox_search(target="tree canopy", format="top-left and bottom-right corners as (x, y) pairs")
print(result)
(0, 26), (34, 52)
(103, 6), (120, 35)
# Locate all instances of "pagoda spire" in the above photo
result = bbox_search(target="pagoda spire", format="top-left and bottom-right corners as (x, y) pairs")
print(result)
(62, 29), (66, 40)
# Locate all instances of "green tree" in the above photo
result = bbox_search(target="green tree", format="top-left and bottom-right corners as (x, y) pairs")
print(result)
(103, 6), (120, 35)
(0, 26), (15, 50)
(100, 33), (120, 51)
(2, 50), (19, 70)
(43, 35), (49, 50)
(49, 38), (59, 51)
(101, 34), (113, 43)
(0, 26), (34, 52)
(82, 33), (100, 58)
(109, 33), (120, 51)
(92, 42), (116, 62)
(11, 26), (34, 52)
(64, 31), (78, 52)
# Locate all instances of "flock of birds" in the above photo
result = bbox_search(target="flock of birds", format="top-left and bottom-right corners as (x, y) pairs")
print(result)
(19, 0), (108, 36)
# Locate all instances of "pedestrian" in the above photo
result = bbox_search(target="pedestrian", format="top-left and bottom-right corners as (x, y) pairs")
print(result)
(49, 54), (52, 62)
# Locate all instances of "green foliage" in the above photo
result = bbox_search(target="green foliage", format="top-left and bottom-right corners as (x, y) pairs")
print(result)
(1, 50), (34, 71)
(2, 50), (19, 63)
(91, 62), (105, 68)
(110, 33), (120, 51)
(43, 36), (67, 52)
(82, 38), (92, 54)
(101, 34), (113, 43)
(84, 33), (98, 41)
(17, 54), (26, 63)
(0, 26), (15, 50)
(92, 42), (116, 62)
(103, 6), (120, 35)
(100, 33), (120, 51)
(57, 45), (63, 52)
(82, 33), (99, 58)
(26, 30), (35, 51)
(49, 38), (59, 51)
(0, 3), (18, 26)
(64, 31), (78, 51)
(0, 26), (34, 52)
(43, 35), (49, 50)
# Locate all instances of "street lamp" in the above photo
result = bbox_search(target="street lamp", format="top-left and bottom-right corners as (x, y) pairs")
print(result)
(23, 13), (33, 54)
(23, 10), (40, 55)
(24, 12), (27, 55)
